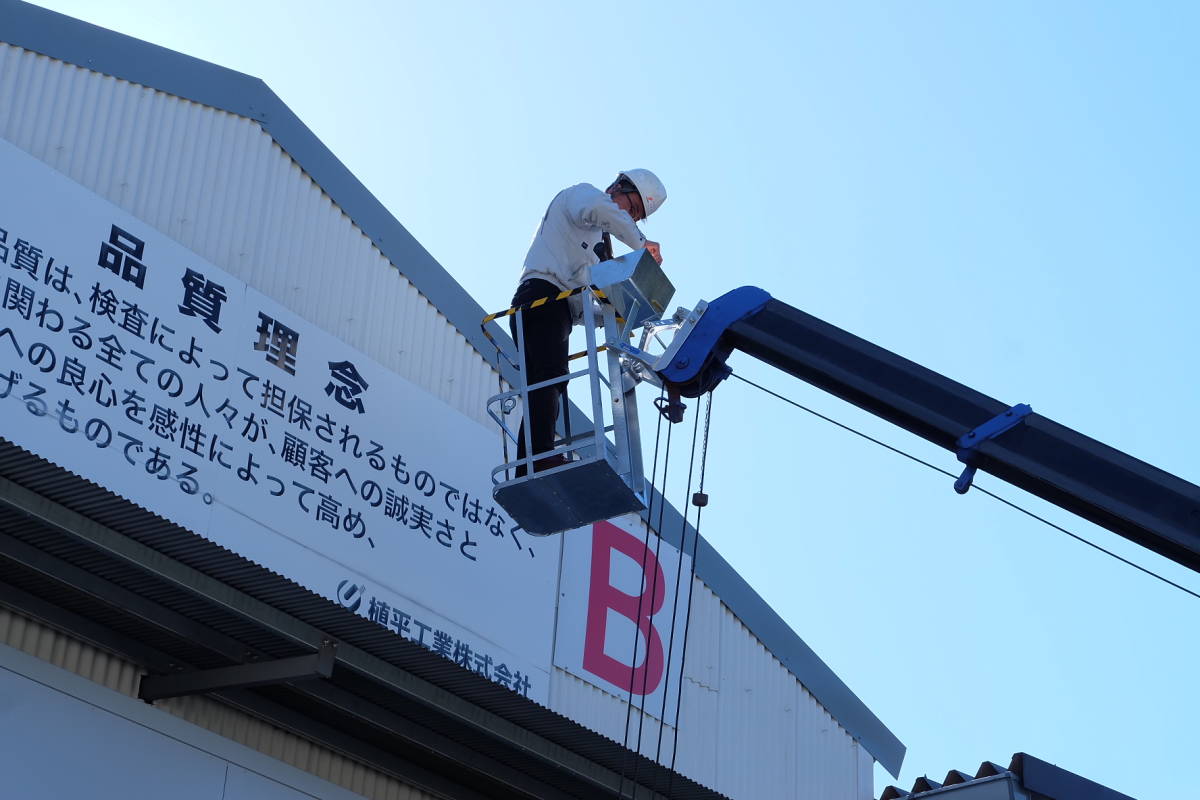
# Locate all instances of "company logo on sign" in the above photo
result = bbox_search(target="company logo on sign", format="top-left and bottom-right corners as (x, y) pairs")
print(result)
(336, 578), (366, 613)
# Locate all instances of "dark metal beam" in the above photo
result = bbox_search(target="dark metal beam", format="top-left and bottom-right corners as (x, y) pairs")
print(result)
(138, 642), (335, 702)
(0, 578), (176, 672)
(285, 681), (584, 800)
(727, 298), (1200, 572)
(214, 687), (528, 800)
(0, 530), (248, 662)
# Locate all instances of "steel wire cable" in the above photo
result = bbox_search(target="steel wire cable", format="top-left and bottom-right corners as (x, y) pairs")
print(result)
(729, 372), (1200, 602)
(666, 391), (713, 794)
(618, 387), (669, 799)
(630, 407), (677, 797)
(654, 395), (703, 765)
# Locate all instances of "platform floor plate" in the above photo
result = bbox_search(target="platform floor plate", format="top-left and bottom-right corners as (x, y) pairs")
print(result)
(494, 457), (645, 536)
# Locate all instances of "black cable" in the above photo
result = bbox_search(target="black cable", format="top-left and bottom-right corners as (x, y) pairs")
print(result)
(630, 411), (676, 797)
(729, 372), (1200, 602)
(619, 387), (669, 800)
(667, 391), (713, 792)
(654, 394), (703, 765)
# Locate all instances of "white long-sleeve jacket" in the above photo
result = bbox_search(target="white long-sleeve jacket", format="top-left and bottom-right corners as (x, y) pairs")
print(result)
(520, 183), (647, 295)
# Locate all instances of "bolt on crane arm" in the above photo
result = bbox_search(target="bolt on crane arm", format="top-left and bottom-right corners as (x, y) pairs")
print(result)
(658, 288), (1200, 574)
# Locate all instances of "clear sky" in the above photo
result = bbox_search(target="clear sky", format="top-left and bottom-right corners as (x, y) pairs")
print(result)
(20, 2), (1199, 797)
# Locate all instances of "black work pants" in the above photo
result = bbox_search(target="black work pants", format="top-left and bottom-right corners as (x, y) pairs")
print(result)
(510, 279), (572, 472)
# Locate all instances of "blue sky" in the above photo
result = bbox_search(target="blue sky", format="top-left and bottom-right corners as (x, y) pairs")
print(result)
(24, 2), (1200, 797)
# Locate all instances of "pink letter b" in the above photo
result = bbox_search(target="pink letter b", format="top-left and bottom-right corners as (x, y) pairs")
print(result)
(583, 521), (666, 695)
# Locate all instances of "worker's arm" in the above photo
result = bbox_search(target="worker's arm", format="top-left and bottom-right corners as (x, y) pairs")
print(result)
(570, 186), (649, 252)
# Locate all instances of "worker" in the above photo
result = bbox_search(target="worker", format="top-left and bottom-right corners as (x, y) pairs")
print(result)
(511, 169), (667, 475)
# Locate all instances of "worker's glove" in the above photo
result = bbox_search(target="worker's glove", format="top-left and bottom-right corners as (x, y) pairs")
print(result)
(566, 293), (607, 328)
(587, 298), (607, 329)
(564, 293), (591, 327)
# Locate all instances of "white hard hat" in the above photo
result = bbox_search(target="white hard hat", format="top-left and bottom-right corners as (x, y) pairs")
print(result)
(618, 169), (667, 217)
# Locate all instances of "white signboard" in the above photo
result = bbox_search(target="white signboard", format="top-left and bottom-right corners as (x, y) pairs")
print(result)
(0, 138), (560, 701)
(554, 516), (692, 724)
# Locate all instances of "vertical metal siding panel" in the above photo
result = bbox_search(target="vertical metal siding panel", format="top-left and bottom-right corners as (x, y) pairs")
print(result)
(674, 578), (721, 789)
(0, 606), (141, 695)
(856, 740), (875, 800)
(796, 679), (820, 796)
(0, 44), (499, 429)
(6, 50), (48, 160)
(766, 635), (798, 798)
(715, 607), (749, 797)
(714, 599), (863, 800)
(549, 667), (667, 759)
(796, 682), (854, 798)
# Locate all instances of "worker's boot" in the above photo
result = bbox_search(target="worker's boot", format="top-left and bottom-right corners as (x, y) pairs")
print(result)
(533, 453), (572, 473)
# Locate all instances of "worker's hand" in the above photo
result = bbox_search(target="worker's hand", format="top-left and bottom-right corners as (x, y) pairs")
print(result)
(644, 240), (663, 264)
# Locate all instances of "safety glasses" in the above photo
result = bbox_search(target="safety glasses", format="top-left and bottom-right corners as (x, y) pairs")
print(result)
(614, 179), (645, 219)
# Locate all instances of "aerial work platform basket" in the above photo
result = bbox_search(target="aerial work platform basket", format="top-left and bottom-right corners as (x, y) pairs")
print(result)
(486, 250), (674, 536)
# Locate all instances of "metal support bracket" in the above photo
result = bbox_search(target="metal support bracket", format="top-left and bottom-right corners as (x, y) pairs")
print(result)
(138, 641), (336, 702)
(954, 403), (1033, 494)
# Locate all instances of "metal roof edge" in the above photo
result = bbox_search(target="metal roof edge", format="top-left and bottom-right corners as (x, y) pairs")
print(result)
(1, 0), (905, 775)
(1, 0), (270, 121)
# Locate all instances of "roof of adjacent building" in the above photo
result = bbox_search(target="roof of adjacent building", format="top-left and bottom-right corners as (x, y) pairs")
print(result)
(0, 0), (904, 776)
(879, 753), (1136, 800)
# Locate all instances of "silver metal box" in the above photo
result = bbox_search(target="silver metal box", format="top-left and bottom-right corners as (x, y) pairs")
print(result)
(590, 249), (675, 327)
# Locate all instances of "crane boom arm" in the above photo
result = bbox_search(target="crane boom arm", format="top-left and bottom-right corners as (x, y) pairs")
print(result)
(657, 289), (1200, 573)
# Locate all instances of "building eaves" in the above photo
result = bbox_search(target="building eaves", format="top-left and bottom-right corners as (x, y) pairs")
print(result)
(0, 0), (905, 776)
(0, 439), (728, 800)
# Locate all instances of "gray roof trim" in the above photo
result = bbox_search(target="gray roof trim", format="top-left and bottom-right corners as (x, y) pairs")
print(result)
(1013, 753), (1135, 800)
(1, 0), (904, 776)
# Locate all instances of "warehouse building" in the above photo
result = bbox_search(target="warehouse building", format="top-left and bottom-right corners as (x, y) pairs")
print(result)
(0, 2), (904, 797)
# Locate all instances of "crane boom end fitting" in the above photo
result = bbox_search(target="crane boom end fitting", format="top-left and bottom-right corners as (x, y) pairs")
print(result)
(655, 286), (772, 398)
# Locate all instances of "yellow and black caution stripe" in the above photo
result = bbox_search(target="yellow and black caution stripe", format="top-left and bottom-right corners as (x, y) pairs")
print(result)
(480, 286), (618, 369)
(481, 285), (601, 326)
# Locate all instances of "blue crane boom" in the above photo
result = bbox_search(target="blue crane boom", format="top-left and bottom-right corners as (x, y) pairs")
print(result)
(659, 287), (1200, 573)
(488, 253), (1200, 561)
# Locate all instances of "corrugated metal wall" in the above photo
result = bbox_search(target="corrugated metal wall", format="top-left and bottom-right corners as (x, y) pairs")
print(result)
(0, 44), (494, 792)
(0, 42), (877, 800)
(0, 43), (497, 428)
(0, 607), (437, 800)
(549, 575), (871, 800)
